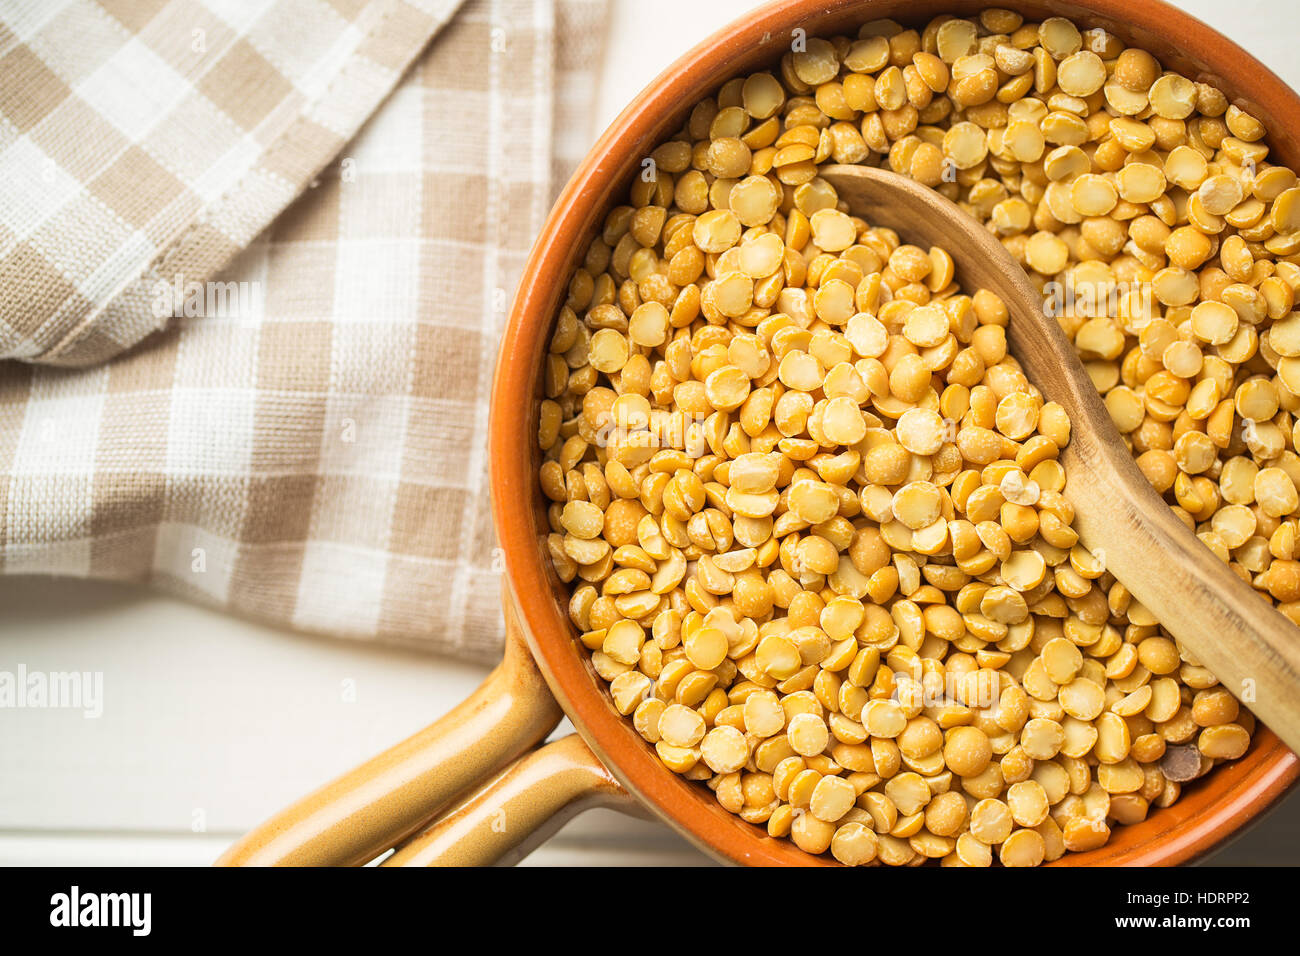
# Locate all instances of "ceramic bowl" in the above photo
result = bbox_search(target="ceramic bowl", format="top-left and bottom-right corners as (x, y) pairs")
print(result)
(490, 0), (1300, 865)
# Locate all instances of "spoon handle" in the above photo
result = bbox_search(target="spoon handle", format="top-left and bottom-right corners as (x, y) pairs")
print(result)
(1018, 268), (1300, 758)
(822, 164), (1300, 755)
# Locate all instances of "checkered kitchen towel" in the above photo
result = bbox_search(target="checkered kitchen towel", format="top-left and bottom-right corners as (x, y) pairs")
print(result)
(0, 0), (608, 662)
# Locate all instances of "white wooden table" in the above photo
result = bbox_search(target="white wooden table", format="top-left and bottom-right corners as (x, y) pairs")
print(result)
(2, 0), (1298, 867)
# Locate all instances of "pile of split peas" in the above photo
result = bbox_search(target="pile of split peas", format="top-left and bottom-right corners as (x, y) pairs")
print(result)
(537, 9), (1300, 866)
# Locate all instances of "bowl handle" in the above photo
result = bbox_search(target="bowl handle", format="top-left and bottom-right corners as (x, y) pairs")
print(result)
(215, 597), (564, 866)
(382, 734), (638, 866)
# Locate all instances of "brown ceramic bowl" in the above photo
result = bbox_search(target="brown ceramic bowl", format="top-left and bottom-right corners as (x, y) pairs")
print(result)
(491, 0), (1300, 866)
(219, 0), (1300, 869)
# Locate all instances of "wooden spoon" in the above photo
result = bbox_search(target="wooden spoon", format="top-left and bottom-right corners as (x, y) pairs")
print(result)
(821, 163), (1300, 754)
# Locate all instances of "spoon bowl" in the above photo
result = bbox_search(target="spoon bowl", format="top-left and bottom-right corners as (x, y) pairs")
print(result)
(821, 162), (1300, 754)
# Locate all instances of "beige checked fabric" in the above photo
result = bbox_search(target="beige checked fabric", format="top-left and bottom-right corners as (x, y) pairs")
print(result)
(0, 0), (609, 662)
(0, 0), (464, 367)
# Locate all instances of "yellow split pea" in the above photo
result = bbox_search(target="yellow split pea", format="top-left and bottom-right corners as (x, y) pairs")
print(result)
(540, 9), (1270, 868)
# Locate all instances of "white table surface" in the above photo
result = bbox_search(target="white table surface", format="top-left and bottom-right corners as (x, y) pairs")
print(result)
(2, 0), (1298, 867)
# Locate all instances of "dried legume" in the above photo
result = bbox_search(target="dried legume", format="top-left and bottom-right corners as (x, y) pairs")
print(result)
(539, 9), (1281, 867)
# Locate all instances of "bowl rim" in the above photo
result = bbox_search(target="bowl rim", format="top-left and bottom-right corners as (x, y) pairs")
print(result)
(491, 0), (1300, 866)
